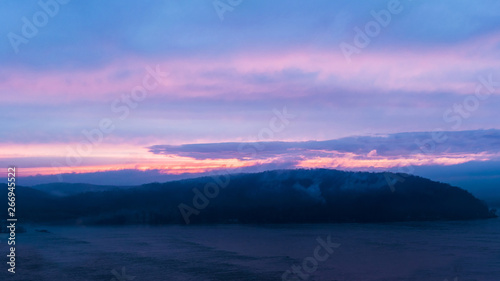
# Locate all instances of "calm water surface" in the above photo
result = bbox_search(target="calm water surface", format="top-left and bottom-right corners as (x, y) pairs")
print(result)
(1, 218), (499, 281)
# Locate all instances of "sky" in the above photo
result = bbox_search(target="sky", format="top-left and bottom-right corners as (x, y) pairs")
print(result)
(1, 0), (500, 193)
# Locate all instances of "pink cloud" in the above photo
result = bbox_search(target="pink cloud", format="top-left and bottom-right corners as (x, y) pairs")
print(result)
(2, 33), (499, 105)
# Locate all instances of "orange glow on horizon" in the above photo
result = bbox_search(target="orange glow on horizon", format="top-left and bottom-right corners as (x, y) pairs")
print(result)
(3, 151), (495, 178)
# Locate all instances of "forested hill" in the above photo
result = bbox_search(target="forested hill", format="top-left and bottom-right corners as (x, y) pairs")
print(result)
(2, 169), (497, 225)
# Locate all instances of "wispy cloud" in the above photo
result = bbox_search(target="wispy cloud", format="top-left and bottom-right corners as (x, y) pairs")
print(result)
(149, 129), (500, 160)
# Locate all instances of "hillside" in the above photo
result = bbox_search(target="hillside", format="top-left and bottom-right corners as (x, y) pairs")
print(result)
(31, 182), (135, 197)
(2, 169), (497, 225)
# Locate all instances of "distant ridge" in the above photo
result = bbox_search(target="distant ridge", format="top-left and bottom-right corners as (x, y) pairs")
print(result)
(30, 182), (135, 197)
(2, 169), (497, 225)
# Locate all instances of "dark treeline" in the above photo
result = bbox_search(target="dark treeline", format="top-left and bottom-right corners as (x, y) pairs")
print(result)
(2, 169), (497, 225)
